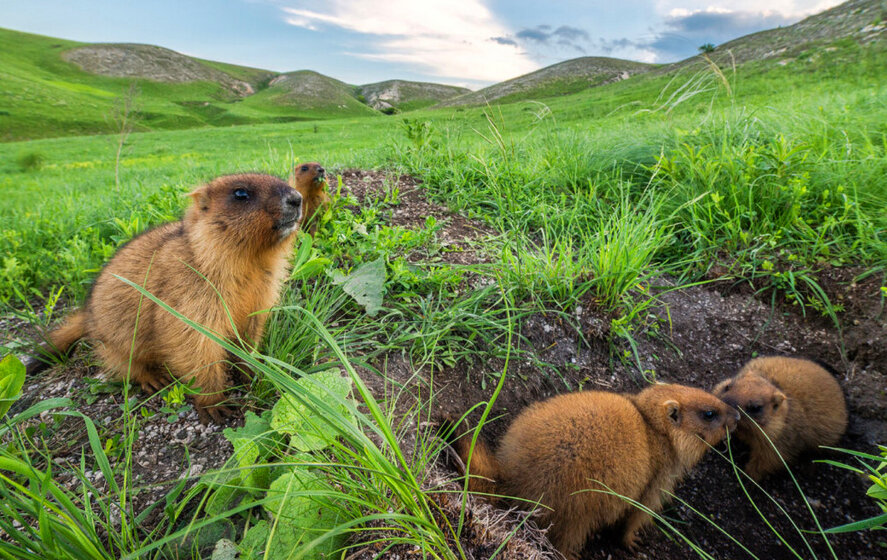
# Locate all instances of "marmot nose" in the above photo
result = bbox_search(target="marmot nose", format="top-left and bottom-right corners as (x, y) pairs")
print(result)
(285, 192), (302, 208)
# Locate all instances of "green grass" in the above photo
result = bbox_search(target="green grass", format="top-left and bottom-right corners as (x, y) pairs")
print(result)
(1, 32), (886, 559)
(0, 27), (386, 141)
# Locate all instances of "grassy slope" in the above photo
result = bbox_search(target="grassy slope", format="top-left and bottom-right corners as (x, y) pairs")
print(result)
(358, 80), (470, 112)
(2, 38), (884, 302)
(236, 70), (378, 120)
(0, 28), (382, 141)
(1, 16), (886, 560)
(438, 57), (655, 107)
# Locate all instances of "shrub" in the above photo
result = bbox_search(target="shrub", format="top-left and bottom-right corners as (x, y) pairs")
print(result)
(16, 151), (45, 172)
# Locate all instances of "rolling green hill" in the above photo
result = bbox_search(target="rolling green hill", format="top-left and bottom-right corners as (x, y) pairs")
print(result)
(692, 0), (887, 66)
(358, 80), (470, 112)
(3, 0), (886, 141)
(437, 57), (655, 107)
(236, 70), (378, 119)
(0, 29), (473, 141)
(0, 28), (294, 141)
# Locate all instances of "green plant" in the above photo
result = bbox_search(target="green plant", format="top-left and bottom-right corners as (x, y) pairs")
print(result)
(16, 151), (45, 172)
(0, 355), (26, 418)
(822, 446), (887, 533)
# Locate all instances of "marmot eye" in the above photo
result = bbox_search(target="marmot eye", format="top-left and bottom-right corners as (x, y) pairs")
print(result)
(233, 188), (250, 201)
(701, 410), (718, 421)
(300, 165), (309, 172)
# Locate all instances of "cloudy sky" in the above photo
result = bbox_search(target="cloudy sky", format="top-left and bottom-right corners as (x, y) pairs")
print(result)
(2, 0), (842, 89)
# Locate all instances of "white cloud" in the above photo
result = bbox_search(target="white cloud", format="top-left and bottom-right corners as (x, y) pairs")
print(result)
(280, 0), (539, 84)
(655, 0), (843, 19)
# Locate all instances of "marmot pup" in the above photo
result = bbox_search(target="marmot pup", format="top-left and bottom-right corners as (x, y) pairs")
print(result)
(27, 173), (304, 422)
(449, 384), (739, 559)
(288, 162), (329, 235)
(713, 356), (847, 481)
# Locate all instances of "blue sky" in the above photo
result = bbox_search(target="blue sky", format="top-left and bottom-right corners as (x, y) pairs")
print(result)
(2, 0), (841, 89)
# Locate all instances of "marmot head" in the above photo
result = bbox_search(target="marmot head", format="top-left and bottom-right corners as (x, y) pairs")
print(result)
(637, 384), (740, 467)
(290, 162), (326, 193)
(713, 371), (787, 433)
(187, 173), (302, 249)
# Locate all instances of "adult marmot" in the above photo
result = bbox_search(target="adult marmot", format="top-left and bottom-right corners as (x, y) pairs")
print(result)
(448, 384), (739, 559)
(714, 356), (847, 480)
(288, 162), (329, 235)
(26, 173), (304, 422)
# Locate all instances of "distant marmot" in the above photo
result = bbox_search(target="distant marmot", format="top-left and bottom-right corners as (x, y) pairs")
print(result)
(714, 356), (848, 481)
(26, 173), (305, 422)
(448, 384), (739, 559)
(288, 162), (329, 235)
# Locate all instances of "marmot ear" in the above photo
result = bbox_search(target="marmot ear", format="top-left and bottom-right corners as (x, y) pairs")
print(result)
(664, 400), (681, 425)
(771, 391), (786, 410)
(188, 186), (209, 209)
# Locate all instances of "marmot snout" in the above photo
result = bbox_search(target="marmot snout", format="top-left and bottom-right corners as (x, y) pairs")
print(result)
(27, 173), (302, 423)
(449, 384), (738, 559)
(713, 356), (847, 480)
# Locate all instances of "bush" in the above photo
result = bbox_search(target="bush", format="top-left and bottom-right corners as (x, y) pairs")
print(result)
(16, 151), (45, 172)
(699, 43), (716, 54)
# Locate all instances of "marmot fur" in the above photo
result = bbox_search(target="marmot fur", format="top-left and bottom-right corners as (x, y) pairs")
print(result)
(714, 356), (847, 481)
(26, 173), (303, 422)
(288, 162), (329, 235)
(448, 384), (739, 559)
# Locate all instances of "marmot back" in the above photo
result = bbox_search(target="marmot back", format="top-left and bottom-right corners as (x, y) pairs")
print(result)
(27, 173), (303, 422)
(714, 356), (847, 480)
(449, 384), (738, 559)
(288, 162), (329, 235)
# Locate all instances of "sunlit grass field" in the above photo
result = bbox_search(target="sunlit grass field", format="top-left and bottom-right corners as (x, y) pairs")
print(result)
(0, 36), (885, 559)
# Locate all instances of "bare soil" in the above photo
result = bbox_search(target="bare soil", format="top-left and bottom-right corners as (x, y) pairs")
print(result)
(4, 169), (885, 559)
(341, 171), (887, 559)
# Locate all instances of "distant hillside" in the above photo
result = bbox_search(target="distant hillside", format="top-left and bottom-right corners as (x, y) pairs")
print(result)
(357, 80), (470, 112)
(437, 57), (654, 107)
(438, 0), (887, 109)
(674, 0), (886, 69)
(237, 70), (377, 119)
(0, 28), (468, 141)
(62, 44), (274, 97)
(3, 0), (885, 141)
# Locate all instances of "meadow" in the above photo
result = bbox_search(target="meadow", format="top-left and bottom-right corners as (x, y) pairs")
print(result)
(0, 37), (886, 559)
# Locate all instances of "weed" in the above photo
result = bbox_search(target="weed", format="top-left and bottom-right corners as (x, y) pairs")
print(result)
(15, 151), (45, 172)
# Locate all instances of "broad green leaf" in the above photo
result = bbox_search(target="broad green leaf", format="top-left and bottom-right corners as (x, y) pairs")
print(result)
(210, 538), (238, 560)
(330, 257), (386, 316)
(290, 234), (332, 282)
(263, 470), (345, 558)
(238, 521), (269, 560)
(0, 354), (26, 417)
(270, 370), (355, 452)
(222, 410), (278, 491)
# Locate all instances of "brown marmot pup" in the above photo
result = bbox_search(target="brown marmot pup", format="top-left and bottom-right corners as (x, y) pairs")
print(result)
(26, 173), (303, 422)
(448, 384), (739, 559)
(288, 162), (329, 235)
(713, 356), (848, 481)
